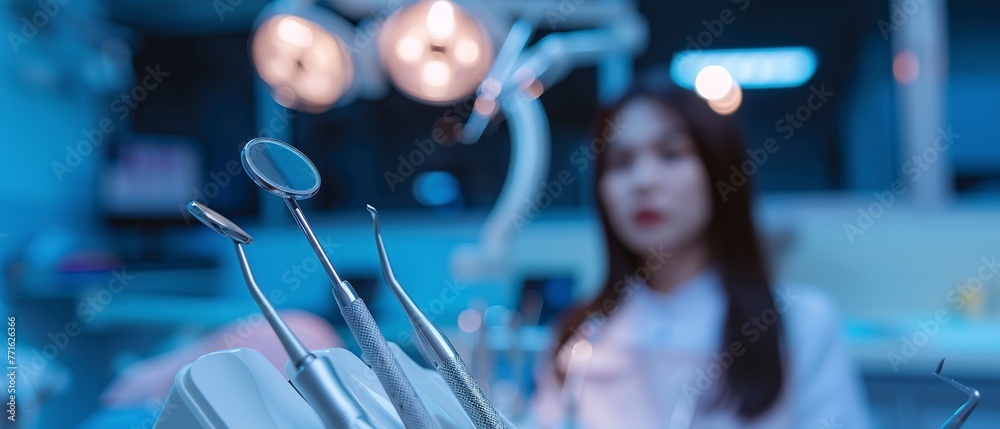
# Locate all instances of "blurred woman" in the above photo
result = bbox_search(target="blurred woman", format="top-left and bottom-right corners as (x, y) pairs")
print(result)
(532, 80), (872, 428)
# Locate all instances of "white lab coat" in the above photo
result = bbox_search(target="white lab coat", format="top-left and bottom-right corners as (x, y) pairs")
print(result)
(531, 268), (873, 429)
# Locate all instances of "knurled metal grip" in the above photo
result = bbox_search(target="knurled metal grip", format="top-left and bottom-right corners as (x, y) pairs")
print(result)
(341, 298), (437, 429)
(437, 355), (506, 429)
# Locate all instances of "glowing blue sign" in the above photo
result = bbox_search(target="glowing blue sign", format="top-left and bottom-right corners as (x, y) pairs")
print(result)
(671, 47), (817, 89)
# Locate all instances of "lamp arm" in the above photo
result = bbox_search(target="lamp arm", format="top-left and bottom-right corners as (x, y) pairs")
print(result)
(450, 90), (550, 279)
(509, 10), (647, 92)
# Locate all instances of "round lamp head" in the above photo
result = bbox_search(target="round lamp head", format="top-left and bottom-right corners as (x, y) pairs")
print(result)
(378, 0), (494, 105)
(251, 4), (356, 113)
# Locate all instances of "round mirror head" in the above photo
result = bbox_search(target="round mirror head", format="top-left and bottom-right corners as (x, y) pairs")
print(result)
(241, 137), (321, 199)
(186, 201), (253, 245)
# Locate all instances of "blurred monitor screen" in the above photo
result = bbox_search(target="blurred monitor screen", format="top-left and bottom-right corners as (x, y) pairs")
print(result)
(100, 134), (200, 224)
(127, 32), (259, 222)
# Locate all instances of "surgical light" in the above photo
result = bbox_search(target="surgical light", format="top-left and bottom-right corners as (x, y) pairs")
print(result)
(250, 4), (356, 113)
(378, 0), (494, 104)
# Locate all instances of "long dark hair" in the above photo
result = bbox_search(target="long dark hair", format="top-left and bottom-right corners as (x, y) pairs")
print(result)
(553, 81), (784, 419)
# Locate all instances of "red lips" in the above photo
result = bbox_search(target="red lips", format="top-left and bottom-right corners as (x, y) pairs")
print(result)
(633, 209), (664, 227)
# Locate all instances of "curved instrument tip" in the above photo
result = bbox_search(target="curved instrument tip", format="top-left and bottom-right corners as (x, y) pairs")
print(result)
(935, 358), (946, 375)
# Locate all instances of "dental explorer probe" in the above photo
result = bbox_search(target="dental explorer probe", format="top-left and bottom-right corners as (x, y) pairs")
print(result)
(368, 205), (507, 429)
(241, 138), (438, 429)
(186, 201), (370, 429)
(935, 359), (980, 429)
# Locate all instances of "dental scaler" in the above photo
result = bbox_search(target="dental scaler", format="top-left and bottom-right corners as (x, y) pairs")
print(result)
(368, 205), (507, 429)
(934, 359), (980, 429)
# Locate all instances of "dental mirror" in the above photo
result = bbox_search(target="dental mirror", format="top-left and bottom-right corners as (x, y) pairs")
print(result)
(186, 201), (308, 364)
(240, 138), (438, 429)
(241, 137), (321, 199)
(187, 201), (253, 245)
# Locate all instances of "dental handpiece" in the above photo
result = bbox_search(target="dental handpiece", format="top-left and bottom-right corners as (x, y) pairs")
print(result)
(368, 205), (508, 429)
(186, 202), (369, 429)
(935, 359), (980, 429)
(240, 138), (438, 429)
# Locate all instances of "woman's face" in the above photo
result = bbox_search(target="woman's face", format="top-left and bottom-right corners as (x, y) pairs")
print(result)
(599, 97), (713, 257)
